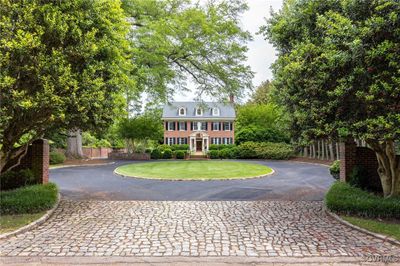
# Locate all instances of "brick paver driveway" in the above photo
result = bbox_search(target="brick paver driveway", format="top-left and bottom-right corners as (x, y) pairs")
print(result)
(0, 200), (398, 258)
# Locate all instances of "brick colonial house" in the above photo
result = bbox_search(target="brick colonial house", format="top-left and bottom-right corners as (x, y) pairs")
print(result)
(162, 102), (235, 153)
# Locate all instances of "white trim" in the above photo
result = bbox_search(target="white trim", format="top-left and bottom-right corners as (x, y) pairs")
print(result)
(195, 107), (203, 116)
(163, 117), (234, 121)
(212, 107), (220, 116)
(212, 122), (220, 131)
(167, 121), (174, 131)
(178, 107), (186, 116)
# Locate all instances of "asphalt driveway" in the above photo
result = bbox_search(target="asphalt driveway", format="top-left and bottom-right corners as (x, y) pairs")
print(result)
(50, 160), (334, 201)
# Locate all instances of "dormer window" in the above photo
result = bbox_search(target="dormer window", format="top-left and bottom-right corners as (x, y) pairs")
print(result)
(195, 107), (203, 116)
(178, 107), (186, 116)
(212, 107), (220, 116)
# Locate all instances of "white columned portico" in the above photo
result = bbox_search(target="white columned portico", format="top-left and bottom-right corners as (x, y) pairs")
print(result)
(189, 132), (209, 153)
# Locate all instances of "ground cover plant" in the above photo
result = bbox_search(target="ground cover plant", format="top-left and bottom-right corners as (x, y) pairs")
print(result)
(325, 182), (400, 219)
(0, 183), (58, 215)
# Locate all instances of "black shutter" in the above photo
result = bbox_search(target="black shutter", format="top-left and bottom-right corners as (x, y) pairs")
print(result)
(230, 122), (233, 131)
(230, 137), (233, 144)
(191, 122), (193, 131)
(165, 122), (168, 130)
(219, 122), (222, 131)
(185, 122), (187, 131)
(211, 122), (214, 131)
(205, 122), (208, 131)
(177, 122), (180, 131)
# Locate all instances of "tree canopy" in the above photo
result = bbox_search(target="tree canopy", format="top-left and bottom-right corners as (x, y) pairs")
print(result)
(262, 0), (400, 197)
(235, 104), (289, 144)
(123, 0), (254, 102)
(0, 0), (132, 172)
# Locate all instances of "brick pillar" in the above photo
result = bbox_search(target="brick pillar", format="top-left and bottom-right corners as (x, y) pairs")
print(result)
(339, 139), (357, 182)
(30, 139), (49, 184)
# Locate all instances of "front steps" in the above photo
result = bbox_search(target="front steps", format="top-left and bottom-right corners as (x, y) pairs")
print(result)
(188, 154), (208, 160)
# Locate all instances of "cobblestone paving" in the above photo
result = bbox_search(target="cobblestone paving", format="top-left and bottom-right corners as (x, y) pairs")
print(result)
(0, 200), (398, 257)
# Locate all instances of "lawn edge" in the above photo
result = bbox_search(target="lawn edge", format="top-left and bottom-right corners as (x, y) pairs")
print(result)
(113, 167), (275, 181)
(323, 205), (400, 246)
(0, 193), (61, 240)
(50, 161), (115, 169)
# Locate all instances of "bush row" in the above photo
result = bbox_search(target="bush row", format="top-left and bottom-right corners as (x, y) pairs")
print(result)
(151, 149), (188, 159)
(0, 183), (59, 215)
(325, 182), (400, 219)
(209, 142), (294, 160)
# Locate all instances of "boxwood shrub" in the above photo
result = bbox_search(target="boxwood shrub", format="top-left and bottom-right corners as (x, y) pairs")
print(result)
(150, 149), (162, 159)
(325, 182), (400, 219)
(175, 150), (186, 159)
(49, 151), (66, 165)
(162, 148), (173, 159)
(208, 150), (220, 159)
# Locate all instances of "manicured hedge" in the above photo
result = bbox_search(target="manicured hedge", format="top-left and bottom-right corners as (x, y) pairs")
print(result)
(209, 144), (235, 150)
(49, 151), (66, 165)
(170, 144), (189, 151)
(150, 149), (162, 159)
(0, 169), (36, 191)
(175, 150), (186, 159)
(162, 148), (173, 159)
(0, 183), (58, 215)
(207, 142), (294, 160)
(325, 182), (400, 219)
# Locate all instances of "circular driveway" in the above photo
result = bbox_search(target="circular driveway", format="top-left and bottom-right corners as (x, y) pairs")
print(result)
(50, 160), (334, 201)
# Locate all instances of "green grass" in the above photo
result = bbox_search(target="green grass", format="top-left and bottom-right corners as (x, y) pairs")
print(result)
(0, 212), (46, 234)
(115, 161), (273, 180)
(0, 183), (58, 215)
(342, 216), (400, 241)
(325, 181), (400, 219)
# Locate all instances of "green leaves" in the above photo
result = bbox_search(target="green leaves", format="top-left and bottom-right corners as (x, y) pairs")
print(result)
(263, 0), (400, 142)
(124, 0), (253, 102)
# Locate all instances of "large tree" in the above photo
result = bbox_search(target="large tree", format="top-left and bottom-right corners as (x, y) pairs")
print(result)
(123, 0), (254, 102)
(262, 0), (400, 197)
(0, 0), (132, 172)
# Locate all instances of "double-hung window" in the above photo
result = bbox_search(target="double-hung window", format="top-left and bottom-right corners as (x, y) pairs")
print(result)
(223, 122), (230, 131)
(168, 122), (175, 131)
(179, 121), (186, 131)
(212, 122), (219, 131)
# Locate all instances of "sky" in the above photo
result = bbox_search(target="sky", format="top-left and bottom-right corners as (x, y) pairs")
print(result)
(173, 0), (284, 102)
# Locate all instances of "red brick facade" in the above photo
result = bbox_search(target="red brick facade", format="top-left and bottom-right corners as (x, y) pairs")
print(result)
(163, 121), (234, 152)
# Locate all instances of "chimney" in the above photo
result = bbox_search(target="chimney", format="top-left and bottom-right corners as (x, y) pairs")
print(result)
(229, 94), (234, 103)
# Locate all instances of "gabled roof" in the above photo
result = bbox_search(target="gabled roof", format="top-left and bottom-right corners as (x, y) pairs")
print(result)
(162, 102), (235, 119)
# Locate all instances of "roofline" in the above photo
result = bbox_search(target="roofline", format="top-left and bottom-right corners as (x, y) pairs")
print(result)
(162, 117), (235, 121)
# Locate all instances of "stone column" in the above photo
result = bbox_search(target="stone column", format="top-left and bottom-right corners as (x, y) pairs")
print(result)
(339, 139), (357, 182)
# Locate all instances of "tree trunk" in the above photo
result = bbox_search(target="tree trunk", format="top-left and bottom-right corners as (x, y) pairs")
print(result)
(335, 142), (340, 160)
(367, 140), (400, 198)
(329, 142), (335, 161)
(66, 129), (83, 159)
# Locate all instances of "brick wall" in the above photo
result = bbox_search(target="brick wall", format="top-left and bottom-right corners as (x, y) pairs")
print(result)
(339, 140), (383, 192)
(13, 139), (49, 184)
(82, 147), (112, 159)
